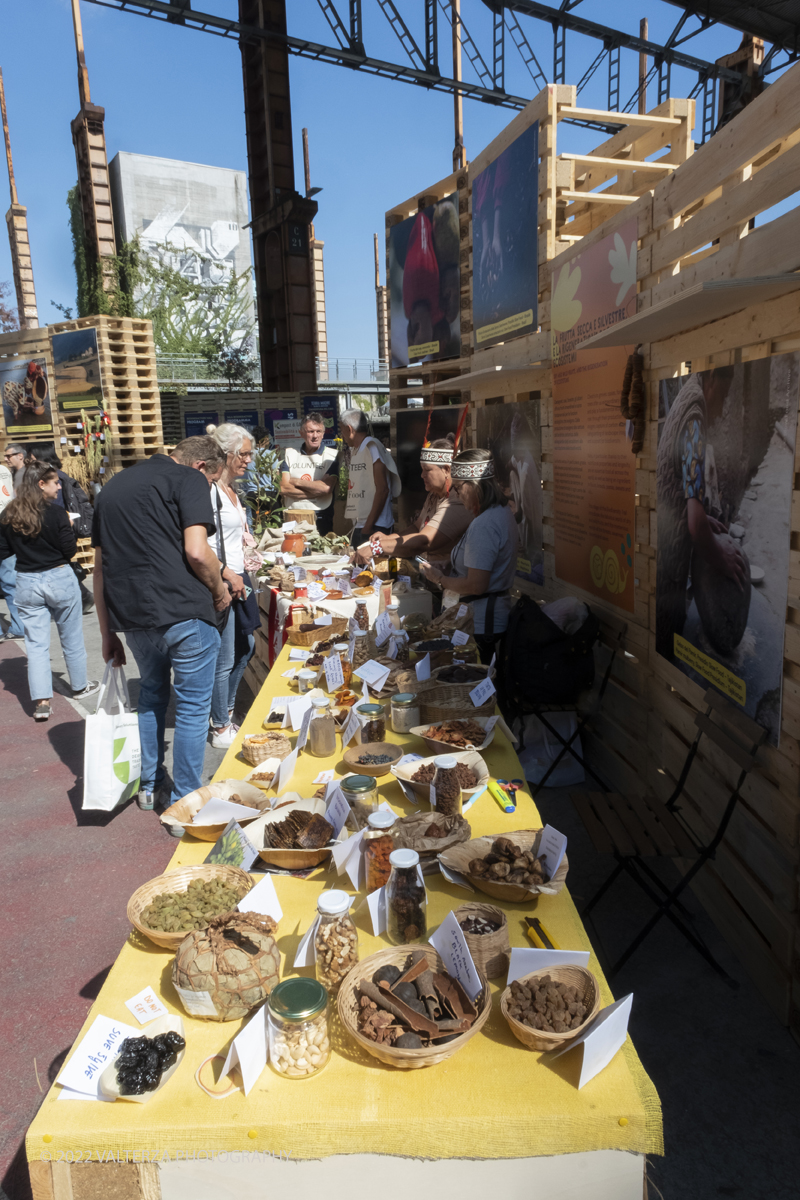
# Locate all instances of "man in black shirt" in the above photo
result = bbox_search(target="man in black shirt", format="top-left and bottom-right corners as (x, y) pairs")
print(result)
(92, 436), (231, 821)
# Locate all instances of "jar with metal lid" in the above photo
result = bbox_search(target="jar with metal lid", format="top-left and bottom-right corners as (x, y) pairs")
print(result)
(390, 691), (420, 734)
(356, 701), (386, 743)
(351, 630), (370, 670)
(314, 890), (358, 995)
(354, 600), (370, 631)
(364, 811), (397, 893)
(431, 754), (462, 817)
(386, 602), (401, 630)
(267, 977), (330, 1079)
(297, 668), (317, 694)
(386, 849), (427, 945)
(341, 774), (379, 828)
(308, 696), (337, 758)
(333, 642), (352, 687)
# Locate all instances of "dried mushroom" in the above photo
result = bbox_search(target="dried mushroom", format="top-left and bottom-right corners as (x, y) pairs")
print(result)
(468, 837), (547, 887)
(507, 975), (588, 1033)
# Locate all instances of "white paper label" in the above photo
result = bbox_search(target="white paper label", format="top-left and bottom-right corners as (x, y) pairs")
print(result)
(281, 521), (297, 532)
(373, 578), (382, 595)
(324, 786), (351, 838)
(470, 677), (496, 707)
(374, 612), (392, 646)
(296, 705), (313, 751)
(274, 747), (299, 793)
(457, 604), (468, 619)
(349, 616), (360, 633)
(415, 653), (431, 682)
(314, 613), (333, 626)
(238, 874), (283, 923)
(538, 825), (568, 880)
(288, 695), (313, 730)
(398, 575), (411, 585)
(429, 911), (482, 1001)
(313, 769), (335, 785)
(307, 583), (326, 601)
(451, 629), (469, 646)
(289, 648), (312, 661)
(438, 862), (475, 891)
(339, 577), (353, 597)
(281, 668), (299, 679)
(341, 707), (360, 747)
(353, 659), (391, 692)
(324, 652), (344, 692)
(365, 886), (387, 935)
(174, 985), (218, 1018)
(124, 986), (169, 1025)
(549, 994), (634, 1089)
(489, 651), (497, 671)
(221, 1006), (268, 1096)
(192, 796), (258, 826)
(56, 1016), (140, 1098)
(507, 947), (590, 987)
(293, 916), (321, 967)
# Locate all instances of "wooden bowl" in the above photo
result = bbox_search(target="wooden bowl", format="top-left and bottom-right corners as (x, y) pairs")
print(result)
(409, 717), (496, 755)
(439, 829), (569, 902)
(159, 780), (269, 841)
(342, 741), (404, 778)
(500, 966), (601, 1052)
(127, 864), (253, 950)
(337, 945), (492, 1069)
(391, 750), (489, 802)
(246, 795), (347, 869)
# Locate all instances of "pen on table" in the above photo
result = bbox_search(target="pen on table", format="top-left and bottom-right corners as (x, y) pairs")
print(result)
(462, 783), (487, 813)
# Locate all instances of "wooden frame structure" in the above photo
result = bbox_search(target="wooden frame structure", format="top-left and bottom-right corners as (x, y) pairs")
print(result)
(386, 65), (800, 1038)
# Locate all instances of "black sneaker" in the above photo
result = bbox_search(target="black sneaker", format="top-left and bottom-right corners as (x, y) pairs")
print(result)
(73, 680), (101, 699)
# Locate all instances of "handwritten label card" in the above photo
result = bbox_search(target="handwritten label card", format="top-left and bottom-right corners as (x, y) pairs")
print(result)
(238, 873), (283, 923)
(538, 825), (568, 879)
(333, 829), (365, 890)
(429, 911), (482, 1001)
(274, 748), (299, 794)
(307, 583), (326, 601)
(289, 648), (312, 662)
(324, 786), (351, 838)
(457, 604), (468, 619)
(57, 1015), (139, 1097)
(374, 612), (393, 646)
(353, 659), (391, 693)
(287, 695), (313, 730)
(549, 994), (633, 1089)
(314, 613), (333, 626)
(469, 676), (496, 707)
(221, 1006), (268, 1097)
(415, 653), (431, 682)
(281, 521), (297, 532)
(341, 706), (360, 747)
(339, 576), (353, 597)
(324, 652), (344, 693)
(373, 578), (382, 596)
(296, 705), (313, 752)
(124, 987), (168, 1026)
(313, 769), (335, 786)
(507, 948), (590, 987)
(451, 629), (469, 647)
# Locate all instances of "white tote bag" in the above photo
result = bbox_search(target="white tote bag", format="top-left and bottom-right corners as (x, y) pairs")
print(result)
(82, 664), (142, 811)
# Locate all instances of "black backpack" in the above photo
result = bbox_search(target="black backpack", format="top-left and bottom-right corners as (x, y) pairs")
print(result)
(496, 595), (599, 722)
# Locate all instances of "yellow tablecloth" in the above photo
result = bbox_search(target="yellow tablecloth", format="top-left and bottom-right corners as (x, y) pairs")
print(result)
(27, 645), (663, 1164)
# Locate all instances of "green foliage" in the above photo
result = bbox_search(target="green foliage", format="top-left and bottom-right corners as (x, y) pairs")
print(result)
(241, 443), (285, 538)
(203, 336), (260, 391)
(0, 281), (18, 332)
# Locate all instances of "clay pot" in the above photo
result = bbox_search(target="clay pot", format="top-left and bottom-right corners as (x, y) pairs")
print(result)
(281, 531), (306, 555)
(691, 537), (751, 656)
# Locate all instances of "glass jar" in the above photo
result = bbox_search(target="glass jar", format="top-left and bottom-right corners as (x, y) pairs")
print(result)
(386, 849), (427, 945)
(390, 692), (420, 734)
(352, 630), (370, 670)
(267, 977), (330, 1079)
(354, 601), (370, 631)
(386, 602), (401, 630)
(341, 774), (378, 828)
(308, 696), (337, 758)
(333, 642), (352, 688)
(431, 755), (462, 816)
(364, 811), (397, 893)
(356, 702), (386, 743)
(314, 890), (358, 995)
(294, 582), (308, 599)
(297, 668), (317, 694)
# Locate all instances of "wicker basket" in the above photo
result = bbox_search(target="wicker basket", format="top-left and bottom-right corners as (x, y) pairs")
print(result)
(127, 864), (253, 951)
(453, 903), (511, 979)
(410, 640), (455, 670)
(241, 732), (293, 767)
(337, 945), (492, 1068)
(439, 829), (569, 902)
(500, 966), (601, 1052)
(420, 686), (497, 723)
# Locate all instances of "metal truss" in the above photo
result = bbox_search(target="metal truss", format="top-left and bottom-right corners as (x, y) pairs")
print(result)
(81, 0), (759, 132)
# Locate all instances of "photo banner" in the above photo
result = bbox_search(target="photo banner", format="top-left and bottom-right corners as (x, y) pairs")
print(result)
(1, 356), (54, 436)
(656, 354), (800, 746)
(52, 328), (104, 413)
(389, 194), (461, 367)
(476, 401), (543, 584)
(472, 121), (539, 350)
(551, 218), (638, 612)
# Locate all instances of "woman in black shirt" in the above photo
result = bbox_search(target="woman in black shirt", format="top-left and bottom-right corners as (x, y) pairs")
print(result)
(0, 464), (98, 720)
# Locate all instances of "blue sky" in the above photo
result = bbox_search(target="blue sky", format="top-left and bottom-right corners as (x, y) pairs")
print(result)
(0, 1), (784, 359)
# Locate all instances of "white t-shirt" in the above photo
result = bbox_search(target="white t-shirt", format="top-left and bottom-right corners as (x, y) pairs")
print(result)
(281, 444), (338, 512)
(367, 442), (393, 528)
(0, 465), (12, 514)
(209, 484), (247, 574)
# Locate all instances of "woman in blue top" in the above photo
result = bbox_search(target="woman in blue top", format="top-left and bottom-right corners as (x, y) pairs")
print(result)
(419, 448), (518, 663)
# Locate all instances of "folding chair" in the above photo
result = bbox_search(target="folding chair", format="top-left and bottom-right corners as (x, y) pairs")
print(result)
(571, 688), (767, 982)
(529, 611), (629, 796)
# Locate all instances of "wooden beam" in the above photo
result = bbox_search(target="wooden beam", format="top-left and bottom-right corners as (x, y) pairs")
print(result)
(557, 106), (681, 129)
(559, 190), (640, 205)
(561, 154), (674, 173)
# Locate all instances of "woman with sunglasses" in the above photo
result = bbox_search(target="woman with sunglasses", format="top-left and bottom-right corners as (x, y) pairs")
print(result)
(418, 448), (518, 664)
(0, 462), (98, 719)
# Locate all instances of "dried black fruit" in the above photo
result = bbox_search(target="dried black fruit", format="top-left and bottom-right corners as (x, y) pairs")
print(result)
(392, 982), (419, 1005)
(395, 1032), (423, 1049)
(372, 964), (402, 987)
(115, 1030), (186, 1094)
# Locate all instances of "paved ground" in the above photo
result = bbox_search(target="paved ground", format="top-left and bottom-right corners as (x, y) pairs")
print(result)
(0, 598), (798, 1199)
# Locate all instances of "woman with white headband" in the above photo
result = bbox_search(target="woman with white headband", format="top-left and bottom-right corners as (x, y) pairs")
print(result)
(418, 447), (518, 663)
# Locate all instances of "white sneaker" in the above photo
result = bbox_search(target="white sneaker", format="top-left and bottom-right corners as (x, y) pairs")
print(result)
(210, 723), (239, 748)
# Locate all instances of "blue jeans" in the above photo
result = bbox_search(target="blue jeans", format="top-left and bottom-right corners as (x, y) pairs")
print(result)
(15, 565), (88, 699)
(210, 615), (255, 727)
(0, 555), (25, 637)
(125, 619), (220, 805)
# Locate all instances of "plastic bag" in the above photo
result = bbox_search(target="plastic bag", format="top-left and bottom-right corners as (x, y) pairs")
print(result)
(82, 664), (142, 811)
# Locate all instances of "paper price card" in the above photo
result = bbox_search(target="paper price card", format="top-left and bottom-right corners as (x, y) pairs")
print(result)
(339, 576), (353, 597)
(341, 706), (360, 747)
(274, 748), (299, 794)
(333, 829), (365, 890)
(124, 987), (169, 1026)
(221, 1006), (268, 1096)
(313, 769), (335, 785)
(392, 753), (423, 805)
(538, 825), (568, 878)
(470, 676), (496, 707)
(287, 695), (313, 730)
(324, 785), (351, 838)
(398, 575), (411, 584)
(294, 916), (321, 966)
(57, 1015), (140, 1098)
(429, 911), (482, 1000)
(361, 886), (387, 935)
(296, 705), (313, 752)
(353, 659), (391, 692)
(549, 994), (633, 1089)
(324, 652), (344, 693)
(307, 583), (326, 601)
(238, 873), (283, 923)
(281, 521), (297, 532)
(506, 947), (590, 987)
(373, 578), (383, 595)
(374, 612), (393, 646)
(451, 628), (470, 646)
(415, 652), (431, 682)
(289, 648), (312, 662)
(349, 616), (360, 632)
(457, 604), (468, 619)
(315, 613), (333, 626)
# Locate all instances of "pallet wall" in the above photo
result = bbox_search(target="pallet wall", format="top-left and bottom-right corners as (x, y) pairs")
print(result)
(385, 67), (800, 1034)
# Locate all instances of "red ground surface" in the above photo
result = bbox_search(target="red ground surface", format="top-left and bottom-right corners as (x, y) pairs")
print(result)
(0, 644), (175, 1200)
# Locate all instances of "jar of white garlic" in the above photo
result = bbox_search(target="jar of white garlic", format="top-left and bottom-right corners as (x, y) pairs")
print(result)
(267, 978), (330, 1079)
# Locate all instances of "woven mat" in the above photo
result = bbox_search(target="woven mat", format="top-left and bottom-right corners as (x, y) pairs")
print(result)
(26, 644), (662, 1163)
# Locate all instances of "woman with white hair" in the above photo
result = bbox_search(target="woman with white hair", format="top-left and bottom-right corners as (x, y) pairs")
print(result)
(207, 423), (258, 747)
(341, 408), (401, 547)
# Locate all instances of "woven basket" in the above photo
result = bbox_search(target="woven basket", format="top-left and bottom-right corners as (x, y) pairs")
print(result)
(286, 612), (349, 647)
(127, 864), (253, 950)
(429, 662), (494, 692)
(241, 732), (293, 767)
(500, 966), (601, 1051)
(337, 945), (492, 1069)
(410, 640), (455, 669)
(421, 686), (497, 723)
(439, 829), (569, 902)
(453, 903), (511, 979)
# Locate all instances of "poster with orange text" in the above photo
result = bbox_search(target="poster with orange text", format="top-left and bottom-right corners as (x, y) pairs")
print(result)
(551, 218), (638, 612)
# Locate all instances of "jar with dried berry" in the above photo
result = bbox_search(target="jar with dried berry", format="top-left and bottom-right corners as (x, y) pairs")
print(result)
(356, 702), (385, 743)
(314, 890), (358, 995)
(363, 810), (396, 893)
(354, 601), (370, 631)
(431, 755), (462, 817)
(333, 643), (352, 687)
(386, 849), (427, 945)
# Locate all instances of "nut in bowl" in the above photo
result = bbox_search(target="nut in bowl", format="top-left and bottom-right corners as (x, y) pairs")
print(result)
(501, 966), (601, 1052)
(438, 829), (569, 902)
